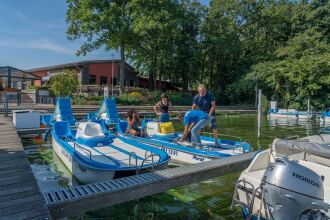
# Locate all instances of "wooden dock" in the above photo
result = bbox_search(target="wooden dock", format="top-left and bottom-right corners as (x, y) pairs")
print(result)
(0, 116), (51, 220)
(45, 151), (257, 219)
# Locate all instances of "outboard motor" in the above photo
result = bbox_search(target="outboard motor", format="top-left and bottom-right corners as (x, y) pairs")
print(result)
(261, 157), (330, 220)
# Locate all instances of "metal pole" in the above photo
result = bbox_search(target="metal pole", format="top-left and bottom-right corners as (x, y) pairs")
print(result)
(8, 67), (12, 88)
(307, 98), (311, 116)
(258, 89), (262, 138)
(112, 53), (114, 97)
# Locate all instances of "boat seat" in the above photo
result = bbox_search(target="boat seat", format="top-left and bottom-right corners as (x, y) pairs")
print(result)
(305, 153), (330, 167)
(246, 150), (270, 172)
(116, 121), (128, 133)
(76, 122), (106, 139)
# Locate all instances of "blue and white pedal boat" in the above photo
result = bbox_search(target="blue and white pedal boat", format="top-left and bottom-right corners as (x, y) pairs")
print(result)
(52, 121), (170, 183)
(116, 120), (252, 164)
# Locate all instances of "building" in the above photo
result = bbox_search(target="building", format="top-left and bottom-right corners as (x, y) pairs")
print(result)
(0, 66), (40, 90)
(27, 60), (179, 91)
(138, 77), (179, 91)
(27, 60), (139, 87)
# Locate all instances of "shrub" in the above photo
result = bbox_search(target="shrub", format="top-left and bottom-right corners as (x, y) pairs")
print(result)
(169, 92), (193, 105)
(116, 92), (144, 105)
(50, 70), (78, 97)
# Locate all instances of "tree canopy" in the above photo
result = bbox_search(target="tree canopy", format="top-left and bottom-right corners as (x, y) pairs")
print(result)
(66, 0), (330, 109)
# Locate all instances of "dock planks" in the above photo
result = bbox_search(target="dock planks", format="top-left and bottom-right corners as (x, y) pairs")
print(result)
(46, 151), (257, 219)
(0, 116), (51, 220)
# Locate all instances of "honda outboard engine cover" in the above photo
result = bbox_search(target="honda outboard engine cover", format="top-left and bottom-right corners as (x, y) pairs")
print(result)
(262, 157), (326, 220)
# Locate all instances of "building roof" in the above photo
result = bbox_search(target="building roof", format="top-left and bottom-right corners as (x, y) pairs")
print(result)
(26, 59), (135, 72)
(0, 66), (40, 80)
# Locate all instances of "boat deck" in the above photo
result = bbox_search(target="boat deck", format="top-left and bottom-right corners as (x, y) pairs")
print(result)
(0, 116), (51, 219)
(68, 138), (156, 167)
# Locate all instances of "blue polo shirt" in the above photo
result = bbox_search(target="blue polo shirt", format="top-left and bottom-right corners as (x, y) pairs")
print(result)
(193, 92), (215, 116)
(183, 110), (208, 125)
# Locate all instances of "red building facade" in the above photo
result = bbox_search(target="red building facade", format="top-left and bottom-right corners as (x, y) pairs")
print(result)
(27, 60), (138, 87)
(27, 60), (178, 90)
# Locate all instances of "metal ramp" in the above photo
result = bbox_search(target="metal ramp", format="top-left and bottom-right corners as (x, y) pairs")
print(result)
(43, 152), (257, 219)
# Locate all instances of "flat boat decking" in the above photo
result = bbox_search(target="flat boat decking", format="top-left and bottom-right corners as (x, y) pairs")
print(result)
(0, 116), (51, 220)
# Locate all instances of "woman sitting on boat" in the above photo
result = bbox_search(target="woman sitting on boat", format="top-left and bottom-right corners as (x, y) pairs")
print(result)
(127, 109), (142, 136)
(153, 93), (173, 123)
(179, 110), (212, 147)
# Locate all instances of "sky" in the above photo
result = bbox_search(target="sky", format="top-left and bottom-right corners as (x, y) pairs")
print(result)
(0, 0), (209, 70)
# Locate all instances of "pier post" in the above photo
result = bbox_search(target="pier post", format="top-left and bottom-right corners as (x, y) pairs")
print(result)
(257, 89), (262, 138)
(307, 97), (311, 119)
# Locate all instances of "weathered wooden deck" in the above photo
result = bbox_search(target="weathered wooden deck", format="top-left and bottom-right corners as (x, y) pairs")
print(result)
(0, 116), (51, 220)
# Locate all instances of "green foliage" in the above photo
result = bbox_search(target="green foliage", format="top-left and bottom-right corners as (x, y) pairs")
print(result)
(65, 0), (330, 109)
(72, 91), (193, 106)
(66, 0), (136, 91)
(168, 92), (193, 106)
(50, 70), (78, 96)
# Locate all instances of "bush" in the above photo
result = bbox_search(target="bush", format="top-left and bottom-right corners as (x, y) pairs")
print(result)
(71, 91), (194, 106)
(116, 92), (144, 105)
(50, 70), (78, 96)
(169, 92), (193, 105)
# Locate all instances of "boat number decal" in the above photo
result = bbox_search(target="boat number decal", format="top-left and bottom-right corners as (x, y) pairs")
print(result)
(61, 149), (72, 162)
(193, 155), (205, 161)
(161, 148), (178, 156)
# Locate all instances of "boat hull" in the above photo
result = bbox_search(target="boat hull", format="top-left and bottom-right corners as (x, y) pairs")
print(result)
(320, 116), (330, 126)
(52, 137), (115, 184)
(267, 113), (315, 119)
(157, 146), (212, 164)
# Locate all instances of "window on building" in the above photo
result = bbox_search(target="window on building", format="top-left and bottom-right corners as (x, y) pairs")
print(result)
(129, 80), (135, 87)
(112, 78), (117, 85)
(89, 75), (96, 84)
(100, 76), (107, 85)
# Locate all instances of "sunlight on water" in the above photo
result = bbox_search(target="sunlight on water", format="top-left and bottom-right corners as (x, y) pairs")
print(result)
(21, 114), (321, 220)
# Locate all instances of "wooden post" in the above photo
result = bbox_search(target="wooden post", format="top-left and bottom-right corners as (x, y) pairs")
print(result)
(258, 89), (262, 138)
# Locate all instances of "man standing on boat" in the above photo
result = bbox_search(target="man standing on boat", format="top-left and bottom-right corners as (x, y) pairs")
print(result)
(192, 84), (219, 147)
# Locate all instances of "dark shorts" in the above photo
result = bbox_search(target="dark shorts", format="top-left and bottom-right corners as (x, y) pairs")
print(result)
(209, 116), (217, 129)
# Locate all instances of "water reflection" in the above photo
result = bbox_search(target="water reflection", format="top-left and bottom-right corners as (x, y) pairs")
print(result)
(267, 118), (319, 136)
(21, 114), (321, 220)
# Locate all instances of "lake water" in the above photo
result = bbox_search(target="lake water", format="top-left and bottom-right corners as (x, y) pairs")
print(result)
(21, 114), (322, 220)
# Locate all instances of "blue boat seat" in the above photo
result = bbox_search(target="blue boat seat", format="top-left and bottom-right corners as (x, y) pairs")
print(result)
(41, 114), (53, 126)
(53, 121), (73, 139)
(116, 120), (128, 133)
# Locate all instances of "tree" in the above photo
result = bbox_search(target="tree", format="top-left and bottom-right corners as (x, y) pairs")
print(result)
(128, 0), (181, 90)
(171, 0), (206, 91)
(66, 0), (136, 92)
(50, 70), (78, 96)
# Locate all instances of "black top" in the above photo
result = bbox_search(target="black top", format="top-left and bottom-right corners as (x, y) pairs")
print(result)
(160, 101), (169, 113)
